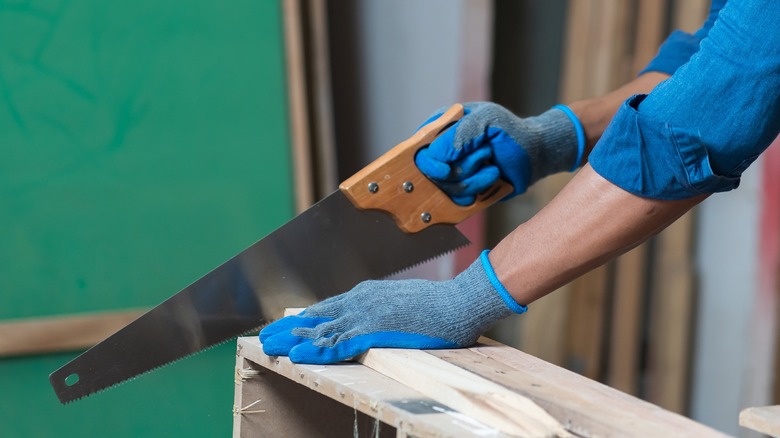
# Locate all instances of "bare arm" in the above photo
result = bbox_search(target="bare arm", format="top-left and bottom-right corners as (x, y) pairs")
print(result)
(486, 71), (681, 305)
(490, 164), (705, 305)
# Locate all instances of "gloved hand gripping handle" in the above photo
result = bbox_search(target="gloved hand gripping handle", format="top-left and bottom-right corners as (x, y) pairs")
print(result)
(339, 104), (514, 233)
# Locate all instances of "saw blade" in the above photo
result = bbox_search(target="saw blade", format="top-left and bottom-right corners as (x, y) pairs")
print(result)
(49, 190), (469, 403)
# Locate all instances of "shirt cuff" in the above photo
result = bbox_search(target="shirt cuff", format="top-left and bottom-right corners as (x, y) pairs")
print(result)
(640, 30), (702, 76)
(589, 95), (741, 200)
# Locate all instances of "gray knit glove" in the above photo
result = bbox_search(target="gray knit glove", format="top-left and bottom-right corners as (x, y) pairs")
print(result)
(415, 102), (585, 205)
(260, 250), (527, 364)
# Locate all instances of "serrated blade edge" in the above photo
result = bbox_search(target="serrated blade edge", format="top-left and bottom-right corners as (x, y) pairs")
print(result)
(50, 190), (469, 403)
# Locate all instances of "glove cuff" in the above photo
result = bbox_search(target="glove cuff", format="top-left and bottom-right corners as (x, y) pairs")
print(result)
(520, 105), (584, 184)
(552, 104), (586, 171)
(479, 250), (528, 314)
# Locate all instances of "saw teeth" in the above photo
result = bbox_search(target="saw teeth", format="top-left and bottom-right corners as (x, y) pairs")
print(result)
(381, 241), (471, 280)
(53, 325), (264, 404)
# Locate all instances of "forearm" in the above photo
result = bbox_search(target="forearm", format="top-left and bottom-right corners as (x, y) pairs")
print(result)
(567, 72), (669, 159)
(489, 164), (705, 305)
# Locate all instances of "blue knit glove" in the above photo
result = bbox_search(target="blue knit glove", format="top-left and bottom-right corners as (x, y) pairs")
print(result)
(259, 250), (527, 364)
(415, 102), (585, 205)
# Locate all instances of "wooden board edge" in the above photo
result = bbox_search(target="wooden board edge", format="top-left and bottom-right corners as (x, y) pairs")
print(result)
(0, 308), (147, 357)
(739, 405), (780, 437)
(237, 337), (507, 438)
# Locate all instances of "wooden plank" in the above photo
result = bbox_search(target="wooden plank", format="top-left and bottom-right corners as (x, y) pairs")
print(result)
(565, 263), (611, 380)
(282, 0), (315, 212)
(237, 337), (510, 438)
(277, 309), (565, 438)
(739, 406), (780, 437)
(248, 323), (729, 438)
(518, 284), (570, 366)
(559, 0), (595, 102)
(357, 347), (568, 438)
(646, 212), (696, 413)
(0, 309), (146, 357)
(673, 0), (709, 34)
(588, 0), (632, 95)
(305, 0), (339, 197)
(233, 353), (395, 438)
(463, 337), (731, 438)
(276, 309), (723, 436)
(632, 0), (667, 75)
(607, 244), (647, 395)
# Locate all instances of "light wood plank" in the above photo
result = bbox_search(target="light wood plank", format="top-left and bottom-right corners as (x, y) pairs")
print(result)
(237, 337), (510, 438)
(249, 317), (730, 438)
(0, 309), (146, 356)
(357, 347), (568, 438)
(739, 406), (780, 437)
(233, 352), (396, 438)
(467, 337), (731, 438)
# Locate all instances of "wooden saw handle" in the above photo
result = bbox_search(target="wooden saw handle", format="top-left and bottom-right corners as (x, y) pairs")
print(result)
(339, 103), (514, 233)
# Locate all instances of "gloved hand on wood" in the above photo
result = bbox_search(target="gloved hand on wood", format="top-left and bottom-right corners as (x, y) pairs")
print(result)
(415, 102), (585, 205)
(259, 250), (527, 364)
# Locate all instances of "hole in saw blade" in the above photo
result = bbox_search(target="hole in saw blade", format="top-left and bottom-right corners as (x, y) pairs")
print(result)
(65, 373), (79, 386)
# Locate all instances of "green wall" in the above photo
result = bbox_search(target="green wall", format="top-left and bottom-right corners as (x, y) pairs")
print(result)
(0, 1), (293, 435)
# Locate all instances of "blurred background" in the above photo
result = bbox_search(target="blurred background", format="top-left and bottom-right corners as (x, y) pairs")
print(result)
(1, 0), (777, 436)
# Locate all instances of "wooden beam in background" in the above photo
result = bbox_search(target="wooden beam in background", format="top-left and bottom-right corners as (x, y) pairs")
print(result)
(0, 309), (146, 357)
(306, 0), (339, 197)
(632, 0), (667, 75)
(646, 212), (697, 414)
(282, 0), (315, 212)
(607, 244), (647, 395)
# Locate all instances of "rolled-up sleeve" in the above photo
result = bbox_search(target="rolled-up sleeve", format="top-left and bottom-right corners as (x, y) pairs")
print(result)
(589, 95), (739, 199)
(590, 0), (780, 200)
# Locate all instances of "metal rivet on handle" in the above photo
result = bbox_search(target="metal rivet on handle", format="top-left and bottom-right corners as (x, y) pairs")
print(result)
(368, 182), (379, 193)
(402, 181), (414, 193)
(421, 212), (432, 223)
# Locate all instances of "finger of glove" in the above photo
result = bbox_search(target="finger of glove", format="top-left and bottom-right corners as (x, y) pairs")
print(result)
(288, 331), (459, 365)
(291, 319), (344, 340)
(434, 165), (500, 199)
(415, 148), (452, 180)
(425, 119), (467, 162)
(261, 317), (333, 356)
(485, 127), (532, 197)
(300, 294), (348, 319)
(259, 315), (328, 342)
(446, 146), (493, 182)
(416, 119), (491, 182)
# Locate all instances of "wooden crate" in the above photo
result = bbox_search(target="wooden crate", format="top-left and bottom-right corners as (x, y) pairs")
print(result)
(233, 336), (731, 437)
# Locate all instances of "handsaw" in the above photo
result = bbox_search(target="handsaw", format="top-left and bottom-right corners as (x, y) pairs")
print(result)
(49, 103), (513, 404)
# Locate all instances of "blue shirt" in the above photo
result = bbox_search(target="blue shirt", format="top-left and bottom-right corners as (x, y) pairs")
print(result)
(589, 0), (780, 199)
